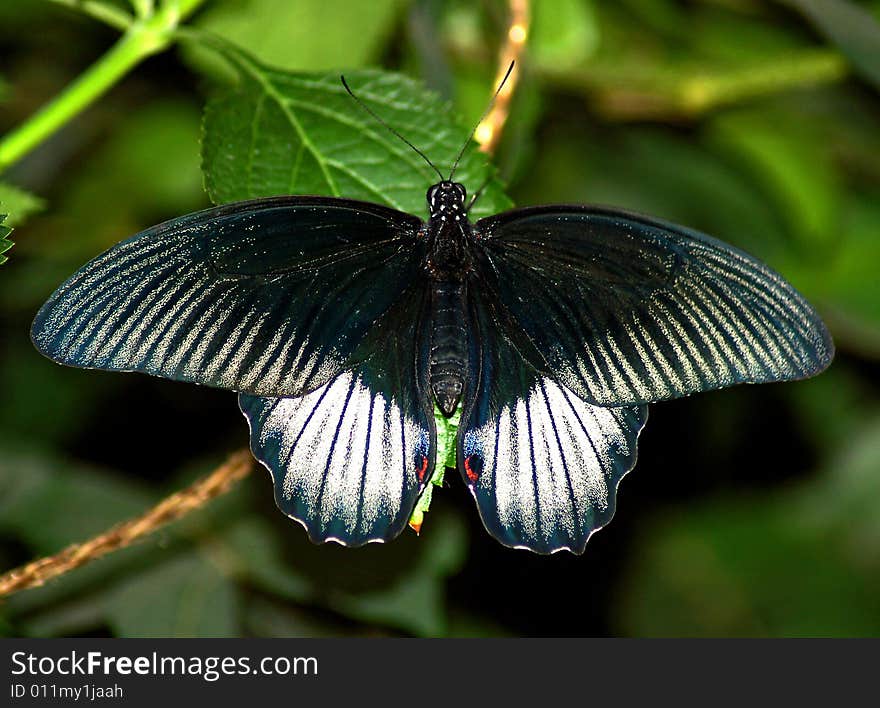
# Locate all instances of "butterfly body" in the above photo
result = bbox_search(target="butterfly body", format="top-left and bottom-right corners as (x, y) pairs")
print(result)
(428, 280), (469, 417)
(424, 180), (473, 278)
(423, 180), (473, 417)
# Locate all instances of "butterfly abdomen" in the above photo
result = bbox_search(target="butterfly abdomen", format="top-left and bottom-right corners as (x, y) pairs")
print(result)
(430, 281), (468, 417)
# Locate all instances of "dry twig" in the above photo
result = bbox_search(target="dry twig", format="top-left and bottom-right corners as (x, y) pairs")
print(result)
(0, 450), (254, 599)
(476, 0), (530, 154)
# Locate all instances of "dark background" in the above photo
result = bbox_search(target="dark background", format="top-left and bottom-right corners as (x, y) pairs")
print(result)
(1, 0), (879, 637)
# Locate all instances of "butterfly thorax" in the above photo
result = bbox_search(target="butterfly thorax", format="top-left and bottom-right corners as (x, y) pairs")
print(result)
(423, 181), (472, 417)
(424, 181), (472, 281)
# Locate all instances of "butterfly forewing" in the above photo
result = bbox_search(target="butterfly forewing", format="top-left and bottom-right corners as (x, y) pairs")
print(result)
(475, 206), (834, 407)
(240, 284), (436, 546)
(458, 285), (647, 554)
(31, 197), (425, 399)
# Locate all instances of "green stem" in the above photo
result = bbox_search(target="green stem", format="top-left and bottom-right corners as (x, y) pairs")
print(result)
(542, 48), (848, 119)
(49, 0), (134, 31)
(131, 0), (156, 19)
(674, 50), (848, 114)
(0, 0), (206, 173)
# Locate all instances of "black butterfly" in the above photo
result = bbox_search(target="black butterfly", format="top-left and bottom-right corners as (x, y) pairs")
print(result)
(30, 73), (833, 554)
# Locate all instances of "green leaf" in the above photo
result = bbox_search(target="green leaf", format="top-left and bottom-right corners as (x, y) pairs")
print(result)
(200, 44), (511, 218)
(330, 510), (468, 636)
(409, 403), (460, 532)
(0, 181), (44, 264)
(0, 0), (53, 30)
(0, 182), (44, 228)
(708, 106), (841, 256)
(0, 449), (189, 632)
(212, 518), (313, 601)
(820, 193), (880, 348)
(779, 0), (880, 91)
(536, 2), (847, 119)
(0, 100), (205, 311)
(0, 446), (467, 637)
(797, 418), (880, 544)
(0, 214), (11, 265)
(107, 552), (239, 638)
(205, 507), (468, 636)
(0, 450), (242, 637)
(785, 365), (877, 451)
(436, 405), (460, 471)
(521, 125), (785, 262)
(56, 99), (206, 259)
(245, 597), (366, 637)
(192, 0), (408, 73)
(0, 449), (151, 553)
(617, 415), (880, 637)
(6, 594), (109, 638)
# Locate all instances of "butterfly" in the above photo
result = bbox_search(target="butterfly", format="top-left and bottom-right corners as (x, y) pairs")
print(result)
(30, 68), (834, 554)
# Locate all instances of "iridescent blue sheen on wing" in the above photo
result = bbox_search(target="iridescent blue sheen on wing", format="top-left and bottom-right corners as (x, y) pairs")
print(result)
(458, 285), (647, 554)
(240, 285), (436, 546)
(31, 196), (424, 398)
(475, 206), (834, 407)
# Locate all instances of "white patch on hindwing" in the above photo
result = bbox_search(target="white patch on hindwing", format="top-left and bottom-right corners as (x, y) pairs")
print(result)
(256, 370), (428, 539)
(463, 377), (635, 545)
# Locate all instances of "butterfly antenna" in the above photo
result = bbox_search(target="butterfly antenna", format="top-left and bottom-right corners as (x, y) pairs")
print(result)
(341, 75), (444, 182)
(467, 173), (493, 212)
(448, 60), (516, 182)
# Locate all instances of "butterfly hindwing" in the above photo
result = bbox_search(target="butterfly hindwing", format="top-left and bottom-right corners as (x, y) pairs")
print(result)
(240, 284), (436, 546)
(476, 206), (834, 407)
(32, 197), (425, 398)
(458, 284), (648, 554)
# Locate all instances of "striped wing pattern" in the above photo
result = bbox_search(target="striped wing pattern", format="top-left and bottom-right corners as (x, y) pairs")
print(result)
(31, 194), (835, 554)
(240, 368), (433, 546)
(31, 197), (424, 399)
(459, 287), (647, 554)
(239, 284), (435, 546)
(476, 206), (834, 407)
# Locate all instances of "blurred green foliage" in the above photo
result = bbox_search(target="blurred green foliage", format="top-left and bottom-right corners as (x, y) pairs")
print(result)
(0, 0), (879, 637)
(0, 182), (44, 228)
(191, 0), (408, 73)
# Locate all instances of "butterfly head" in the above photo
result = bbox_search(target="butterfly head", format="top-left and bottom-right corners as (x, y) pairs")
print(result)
(427, 181), (467, 221)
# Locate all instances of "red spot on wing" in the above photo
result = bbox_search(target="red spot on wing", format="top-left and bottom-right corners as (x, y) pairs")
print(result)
(416, 455), (429, 484)
(464, 455), (480, 485)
